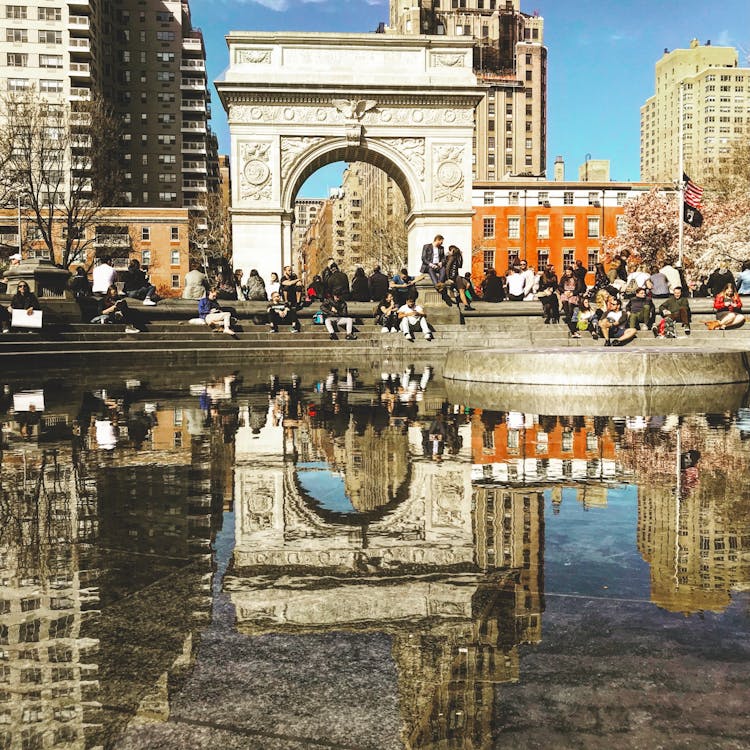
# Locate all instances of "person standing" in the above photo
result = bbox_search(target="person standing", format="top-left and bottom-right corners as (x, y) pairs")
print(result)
(420, 234), (446, 286)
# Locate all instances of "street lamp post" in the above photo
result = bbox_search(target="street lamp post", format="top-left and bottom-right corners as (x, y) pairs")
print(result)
(17, 192), (22, 257)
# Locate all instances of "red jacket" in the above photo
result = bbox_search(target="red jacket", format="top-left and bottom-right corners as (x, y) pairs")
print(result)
(713, 293), (742, 312)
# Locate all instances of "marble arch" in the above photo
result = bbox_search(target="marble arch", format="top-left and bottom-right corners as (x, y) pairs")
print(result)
(216, 32), (483, 282)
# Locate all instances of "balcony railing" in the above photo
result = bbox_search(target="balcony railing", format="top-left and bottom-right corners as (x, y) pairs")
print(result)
(94, 235), (130, 247)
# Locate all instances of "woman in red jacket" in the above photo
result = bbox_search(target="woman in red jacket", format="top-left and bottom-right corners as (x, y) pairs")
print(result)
(713, 282), (745, 329)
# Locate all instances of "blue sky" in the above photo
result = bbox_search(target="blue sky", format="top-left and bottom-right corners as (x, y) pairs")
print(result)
(194, 0), (750, 196)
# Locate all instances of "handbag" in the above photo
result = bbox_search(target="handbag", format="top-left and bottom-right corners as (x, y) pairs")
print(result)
(537, 288), (553, 298)
(312, 311), (325, 325)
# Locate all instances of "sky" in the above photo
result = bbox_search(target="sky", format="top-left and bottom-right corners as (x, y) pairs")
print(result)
(192, 0), (750, 197)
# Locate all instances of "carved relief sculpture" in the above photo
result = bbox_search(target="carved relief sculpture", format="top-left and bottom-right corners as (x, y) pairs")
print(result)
(433, 144), (465, 203)
(239, 142), (272, 202)
(333, 98), (378, 122)
(430, 52), (466, 68)
(280, 136), (325, 180)
(385, 138), (425, 180)
(236, 49), (271, 65)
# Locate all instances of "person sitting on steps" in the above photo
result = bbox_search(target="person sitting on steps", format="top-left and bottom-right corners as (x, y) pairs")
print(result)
(321, 292), (356, 340)
(198, 288), (237, 336)
(267, 291), (301, 333)
(398, 296), (433, 342)
(653, 285), (691, 338)
(599, 297), (637, 346)
(712, 282), (745, 329)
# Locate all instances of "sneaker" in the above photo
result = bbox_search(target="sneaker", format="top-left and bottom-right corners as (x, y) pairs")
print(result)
(124, 325), (139, 334)
(1, 327), (9, 334)
(390, 327), (398, 333)
(684, 327), (691, 336)
(404, 333), (414, 341)
(142, 297), (157, 306)
(464, 305), (474, 311)
(651, 325), (659, 338)
(269, 327), (278, 334)
(381, 326), (389, 333)
(604, 340), (611, 347)
(345, 333), (357, 340)
(569, 332), (581, 339)
(329, 332), (338, 341)
(424, 333), (433, 341)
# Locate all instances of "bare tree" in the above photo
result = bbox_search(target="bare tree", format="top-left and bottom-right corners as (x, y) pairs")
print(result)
(370, 217), (407, 275)
(1, 89), (123, 267)
(188, 191), (231, 267)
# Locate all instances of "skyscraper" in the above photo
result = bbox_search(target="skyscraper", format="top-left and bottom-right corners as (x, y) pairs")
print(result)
(0, 0), (215, 210)
(640, 39), (750, 183)
(388, 0), (547, 180)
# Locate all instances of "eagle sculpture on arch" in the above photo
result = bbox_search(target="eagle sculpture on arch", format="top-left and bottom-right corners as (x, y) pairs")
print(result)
(333, 99), (378, 121)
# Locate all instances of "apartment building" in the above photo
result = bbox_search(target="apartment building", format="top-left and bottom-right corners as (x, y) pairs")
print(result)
(292, 198), (324, 274)
(0, 0), (215, 211)
(641, 39), (750, 183)
(389, 0), (547, 180)
(471, 181), (666, 281)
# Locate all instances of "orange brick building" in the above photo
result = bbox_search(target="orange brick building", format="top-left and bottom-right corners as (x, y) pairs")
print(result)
(471, 181), (670, 283)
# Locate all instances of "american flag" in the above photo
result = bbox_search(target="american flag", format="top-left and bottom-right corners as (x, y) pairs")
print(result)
(683, 172), (704, 209)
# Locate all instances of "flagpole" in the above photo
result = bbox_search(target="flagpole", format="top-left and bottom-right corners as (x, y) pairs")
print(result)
(677, 83), (684, 267)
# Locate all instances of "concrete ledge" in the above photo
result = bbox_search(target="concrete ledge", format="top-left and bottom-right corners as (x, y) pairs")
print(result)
(444, 346), (750, 387)
(445, 380), (749, 416)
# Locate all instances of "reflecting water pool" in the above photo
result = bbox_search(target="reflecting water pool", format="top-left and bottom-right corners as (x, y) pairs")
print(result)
(0, 366), (749, 749)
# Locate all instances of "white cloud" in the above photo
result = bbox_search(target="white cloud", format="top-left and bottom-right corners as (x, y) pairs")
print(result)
(231, 0), (289, 10)
(225, 0), (384, 10)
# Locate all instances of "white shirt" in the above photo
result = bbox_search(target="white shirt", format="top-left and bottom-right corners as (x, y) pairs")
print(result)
(506, 272), (526, 297)
(92, 263), (117, 293)
(267, 281), (281, 297)
(431, 246), (441, 265)
(660, 265), (681, 292)
(399, 303), (424, 318)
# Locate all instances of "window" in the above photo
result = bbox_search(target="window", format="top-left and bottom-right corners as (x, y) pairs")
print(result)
(7, 77), (29, 91)
(587, 249), (598, 272)
(156, 52), (175, 63)
(158, 134), (176, 145)
(537, 249), (549, 269)
(141, 226), (150, 241)
(156, 11), (174, 21)
(563, 217), (575, 238)
(537, 216), (549, 239)
(141, 249), (151, 266)
(509, 191), (519, 206)
(171, 274), (180, 289)
(156, 31), (175, 41)
(483, 217), (495, 238)
(157, 92), (175, 103)
(537, 191), (548, 205)
(6, 5), (27, 19)
(587, 217), (600, 238)
(156, 71), (174, 82)
(157, 113), (175, 124)
(483, 191), (494, 205)
(158, 173), (177, 183)
(616, 192), (627, 206)
(170, 226), (179, 241)
(483, 249), (495, 269)
(159, 192), (177, 202)
(563, 249), (575, 267)
(39, 54), (62, 68)
(38, 6), (61, 20)
(6, 28), (27, 42)
(588, 191), (600, 206)
(38, 29), (61, 44)
(170, 249), (179, 265)
(616, 215), (625, 235)
(159, 154), (177, 164)
(508, 217), (520, 239)
(39, 79), (62, 93)
(6, 52), (27, 66)
(563, 191), (573, 205)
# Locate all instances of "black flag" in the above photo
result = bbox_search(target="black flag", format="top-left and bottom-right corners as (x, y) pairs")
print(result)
(683, 173), (704, 227)
(683, 203), (703, 228)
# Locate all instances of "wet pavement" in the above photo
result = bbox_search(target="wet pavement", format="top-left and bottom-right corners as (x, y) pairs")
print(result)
(0, 364), (748, 749)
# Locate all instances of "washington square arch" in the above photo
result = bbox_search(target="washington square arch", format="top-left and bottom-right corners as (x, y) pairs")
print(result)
(216, 32), (484, 281)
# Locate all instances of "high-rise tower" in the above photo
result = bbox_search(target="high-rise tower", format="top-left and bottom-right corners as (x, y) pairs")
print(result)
(389, 0), (547, 180)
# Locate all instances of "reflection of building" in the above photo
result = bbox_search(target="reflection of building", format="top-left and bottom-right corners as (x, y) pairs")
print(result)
(471, 412), (621, 484)
(0, 447), (100, 749)
(637, 474), (750, 615)
(229, 405), (544, 748)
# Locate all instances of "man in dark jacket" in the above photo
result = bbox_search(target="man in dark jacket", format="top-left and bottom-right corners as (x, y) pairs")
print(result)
(421, 234), (446, 285)
(368, 266), (389, 301)
(123, 259), (157, 305)
(321, 293), (356, 340)
(327, 265), (350, 299)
